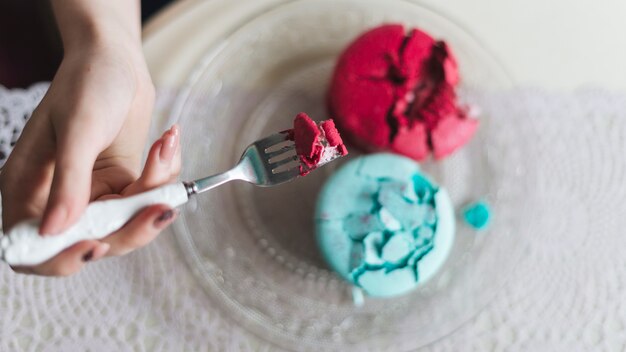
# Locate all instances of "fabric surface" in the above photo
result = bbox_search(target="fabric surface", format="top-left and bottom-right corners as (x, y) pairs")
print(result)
(0, 83), (49, 167)
(1, 83), (625, 351)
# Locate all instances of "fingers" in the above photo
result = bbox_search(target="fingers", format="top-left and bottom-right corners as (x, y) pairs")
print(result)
(0, 111), (57, 231)
(40, 127), (99, 235)
(122, 124), (181, 196)
(12, 240), (110, 277)
(101, 205), (178, 257)
(100, 125), (181, 258)
(171, 127), (182, 180)
(13, 125), (181, 276)
(159, 124), (179, 164)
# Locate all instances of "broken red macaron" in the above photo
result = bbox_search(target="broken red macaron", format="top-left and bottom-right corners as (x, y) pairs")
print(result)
(328, 24), (478, 161)
(287, 113), (348, 175)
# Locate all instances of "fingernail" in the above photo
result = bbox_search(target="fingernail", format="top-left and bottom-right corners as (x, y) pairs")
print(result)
(161, 126), (172, 138)
(159, 132), (177, 162)
(170, 124), (180, 136)
(40, 205), (68, 235)
(154, 209), (177, 227)
(82, 250), (94, 262)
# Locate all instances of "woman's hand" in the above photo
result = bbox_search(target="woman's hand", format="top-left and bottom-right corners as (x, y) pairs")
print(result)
(0, 0), (181, 276)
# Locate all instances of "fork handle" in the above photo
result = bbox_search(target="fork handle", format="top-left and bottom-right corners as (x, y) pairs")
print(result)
(1, 183), (189, 266)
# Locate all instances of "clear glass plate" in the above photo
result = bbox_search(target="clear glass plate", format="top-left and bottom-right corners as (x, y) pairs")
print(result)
(171, 0), (528, 350)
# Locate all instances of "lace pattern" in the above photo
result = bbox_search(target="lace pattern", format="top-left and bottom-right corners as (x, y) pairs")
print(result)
(1, 84), (626, 351)
(0, 83), (49, 168)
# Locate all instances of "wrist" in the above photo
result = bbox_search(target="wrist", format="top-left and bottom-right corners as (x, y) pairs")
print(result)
(50, 0), (141, 55)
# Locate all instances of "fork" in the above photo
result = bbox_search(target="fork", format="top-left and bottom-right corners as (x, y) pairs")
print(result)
(1, 132), (335, 266)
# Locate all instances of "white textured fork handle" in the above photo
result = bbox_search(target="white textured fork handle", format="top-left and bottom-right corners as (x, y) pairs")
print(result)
(0, 183), (189, 266)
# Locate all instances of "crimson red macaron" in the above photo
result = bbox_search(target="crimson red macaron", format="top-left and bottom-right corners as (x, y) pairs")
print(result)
(328, 24), (478, 161)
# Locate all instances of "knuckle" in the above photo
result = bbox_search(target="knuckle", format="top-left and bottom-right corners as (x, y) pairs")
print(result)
(145, 81), (156, 100)
(119, 231), (152, 251)
(136, 76), (156, 106)
(54, 265), (78, 277)
(45, 262), (79, 277)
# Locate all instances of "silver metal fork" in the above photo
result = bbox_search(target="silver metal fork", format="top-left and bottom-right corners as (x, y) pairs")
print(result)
(185, 132), (301, 196)
(1, 132), (341, 266)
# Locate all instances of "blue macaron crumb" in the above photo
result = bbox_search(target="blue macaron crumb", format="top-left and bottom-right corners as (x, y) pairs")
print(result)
(462, 201), (491, 230)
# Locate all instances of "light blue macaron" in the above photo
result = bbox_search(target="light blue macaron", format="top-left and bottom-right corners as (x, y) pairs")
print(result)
(315, 154), (455, 297)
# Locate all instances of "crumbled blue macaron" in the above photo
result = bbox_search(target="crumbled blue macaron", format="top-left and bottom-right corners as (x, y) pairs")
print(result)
(315, 154), (455, 298)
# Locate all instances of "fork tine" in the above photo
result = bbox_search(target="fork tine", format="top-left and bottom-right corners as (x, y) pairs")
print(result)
(270, 155), (299, 169)
(270, 167), (301, 183)
(266, 145), (295, 159)
(255, 132), (289, 150)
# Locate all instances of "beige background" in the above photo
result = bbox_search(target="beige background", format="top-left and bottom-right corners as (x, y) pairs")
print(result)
(426, 0), (626, 90)
(143, 0), (626, 90)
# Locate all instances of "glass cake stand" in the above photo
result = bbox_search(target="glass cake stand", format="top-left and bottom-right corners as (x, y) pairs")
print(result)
(170, 0), (529, 350)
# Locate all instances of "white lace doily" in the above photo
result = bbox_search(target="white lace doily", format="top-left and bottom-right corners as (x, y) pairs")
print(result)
(0, 83), (49, 168)
(1, 83), (626, 351)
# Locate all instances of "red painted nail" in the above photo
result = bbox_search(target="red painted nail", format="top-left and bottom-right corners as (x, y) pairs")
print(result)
(154, 209), (177, 228)
(82, 250), (94, 262)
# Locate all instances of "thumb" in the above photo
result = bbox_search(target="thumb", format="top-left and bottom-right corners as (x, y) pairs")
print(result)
(39, 128), (99, 235)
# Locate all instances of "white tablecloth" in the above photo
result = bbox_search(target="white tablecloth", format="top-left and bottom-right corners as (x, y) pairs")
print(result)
(2, 84), (626, 351)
